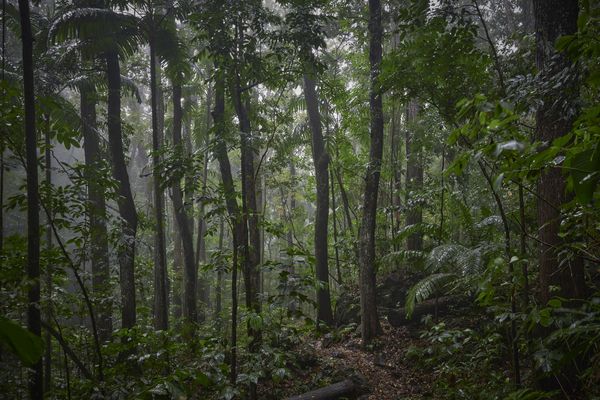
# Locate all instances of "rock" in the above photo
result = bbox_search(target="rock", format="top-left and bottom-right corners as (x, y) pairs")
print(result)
(335, 291), (361, 326)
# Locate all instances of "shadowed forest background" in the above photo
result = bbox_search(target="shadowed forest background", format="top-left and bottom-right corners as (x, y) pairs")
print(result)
(1, 0), (599, 399)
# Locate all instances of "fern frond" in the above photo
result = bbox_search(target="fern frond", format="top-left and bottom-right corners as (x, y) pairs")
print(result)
(381, 249), (424, 266)
(405, 273), (458, 318)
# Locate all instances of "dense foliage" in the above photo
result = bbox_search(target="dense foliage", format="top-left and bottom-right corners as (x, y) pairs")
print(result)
(1, 0), (598, 399)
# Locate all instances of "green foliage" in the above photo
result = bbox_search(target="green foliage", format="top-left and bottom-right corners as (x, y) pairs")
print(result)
(0, 317), (43, 366)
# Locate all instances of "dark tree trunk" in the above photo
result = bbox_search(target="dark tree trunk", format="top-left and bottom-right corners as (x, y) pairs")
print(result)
(172, 209), (183, 320)
(172, 81), (198, 325)
(303, 71), (334, 326)
(215, 217), (224, 318)
(196, 85), (212, 313)
(150, 40), (168, 331)
(43, 116), (52, 392)
(231, 83), (262, 344)
(359, 0), (384, 345)
(81, 86), (112, 341)
(106, 50), (138, 329)
(533, 0), (584, 303)
(212, 74), (241, 384)
(19, 0), (42, 397)
(405, 99), (423, 252)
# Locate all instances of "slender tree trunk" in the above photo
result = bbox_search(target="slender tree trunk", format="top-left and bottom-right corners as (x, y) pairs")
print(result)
(106, 50), (138, 329)
(196, 85), (212, 313)
(405, 99), (423, 252)
(303, 71), (334, 326)
(172, 81), (198, 325)
(330, 165), (342, 286)
(172, 209), (183, 320)
(533, 0), (584, 303)
(215, 217), (224, 319)
(19, 0), (42, 396)
(231, 82), (262, 346)
(212, 74), (241, 385)
(150, 40), (168, 331)
(81, 86), (112, 341)
(43, 115), (52, 392)
(359, 0), (384, 345)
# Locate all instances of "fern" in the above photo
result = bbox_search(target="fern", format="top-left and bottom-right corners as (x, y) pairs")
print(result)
(405, 273), (458, 318)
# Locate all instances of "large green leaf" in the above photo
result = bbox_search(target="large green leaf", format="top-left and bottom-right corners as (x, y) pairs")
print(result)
(0, 317), (44, 366)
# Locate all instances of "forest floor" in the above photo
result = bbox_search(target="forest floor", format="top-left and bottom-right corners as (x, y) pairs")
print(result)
(265, 319), (437, 399)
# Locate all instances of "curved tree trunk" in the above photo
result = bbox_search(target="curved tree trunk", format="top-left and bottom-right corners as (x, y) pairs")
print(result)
(359, 0), (384, 345)
(106, 50), (138, 330)
(303, 71), (334, 326)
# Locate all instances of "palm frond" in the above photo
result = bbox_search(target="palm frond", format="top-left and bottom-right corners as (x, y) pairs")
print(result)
(49, 7), (141, 58)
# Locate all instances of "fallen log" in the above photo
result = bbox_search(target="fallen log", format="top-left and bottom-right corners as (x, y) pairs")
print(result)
(285, 379), (358, 400)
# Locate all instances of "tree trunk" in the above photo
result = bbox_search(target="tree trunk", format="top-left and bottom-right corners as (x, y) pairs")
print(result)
(172, 81), (198, 325)
(150, 40), (168, 331)
(212, 74), (241, 385)
(303, 71), (334, 326)
(405, 99), (423, 252)
(196, 85), (212, 315)
(81, 85), (112, 341)
(106, 50), (138, 329)
(231, 83), (262, 346)
(43, 116), (52, 392)
(19, 0), (42, 396)
(359, 0), (384, 345)
(533, 0), (584, 303)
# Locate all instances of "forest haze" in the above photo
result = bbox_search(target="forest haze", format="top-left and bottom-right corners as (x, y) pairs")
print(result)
(1, 0), (599, 399)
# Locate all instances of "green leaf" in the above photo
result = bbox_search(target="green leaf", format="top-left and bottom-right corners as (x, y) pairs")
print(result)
(0, 317), (44, 366)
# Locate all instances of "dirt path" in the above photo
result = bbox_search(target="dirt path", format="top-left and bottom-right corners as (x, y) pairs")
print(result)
(270, 320), (435, 399)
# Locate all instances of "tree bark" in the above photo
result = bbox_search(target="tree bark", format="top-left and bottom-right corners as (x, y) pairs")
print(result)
(81, 85), (112, 341)
(212, 74), (241, 385)
(19, 0), (42, 396)
(43, 116), (52, 392)
(172, 80), (198, 325)
(533, 0), (584, 303)
(405, 99), (423, 252)
(358, 0), (384, 345)
(150, 40), (168, 331)
(106, 49), (138, 329)
(231, 82), (262, 346)
(303, 71), (334, 326)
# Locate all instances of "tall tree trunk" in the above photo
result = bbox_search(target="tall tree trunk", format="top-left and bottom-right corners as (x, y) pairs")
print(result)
(215, 217), (224, 319)
(43, 116), (52, 392)
(533, 0), (584, 303)
(106, 50), (138, 329)
(172, 209), (183, 320)
(212, 74), (241, 385)
(330, 168), (342, 286)
(172, 80), (198, 325)
(303, 71), (334, 326)
(150, 40), (168, 331)
(81, 86), (112, 341)
(405, 99), (423, 252)
(196, 85), (212, 314)
(19, 0), (42, 396)
(359, 0), (384, 345)
(231, 83), (262, 343)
